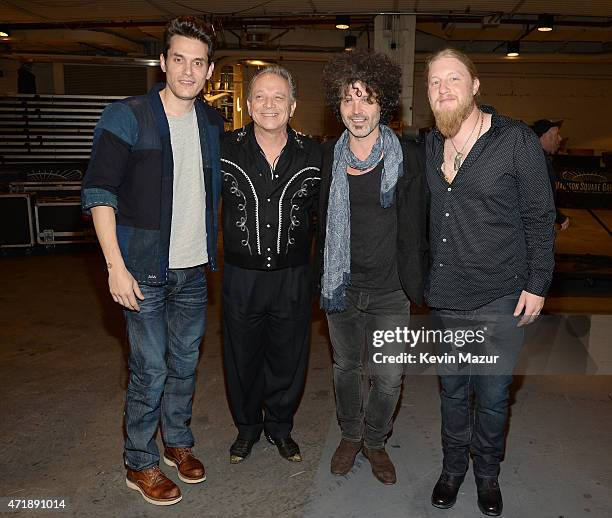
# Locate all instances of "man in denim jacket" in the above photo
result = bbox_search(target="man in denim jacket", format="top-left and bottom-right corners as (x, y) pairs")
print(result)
(82, 17), (222, 506)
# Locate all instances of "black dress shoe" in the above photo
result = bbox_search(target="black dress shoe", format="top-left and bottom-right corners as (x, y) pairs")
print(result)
(476, 477), (503, 516)
(265, 433), (302, 462)
(431, 473), (465, 509)
(229, 436), (259, 464)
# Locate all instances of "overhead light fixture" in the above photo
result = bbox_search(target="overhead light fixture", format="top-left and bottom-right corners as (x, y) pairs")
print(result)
(336, 15), (350, 30)
(0, 28), (10, 38)
(506, 41), (520, 57)
(537, 14), (554, 32)
(344, 35), (357, 51)
(245, 59), (271, 66)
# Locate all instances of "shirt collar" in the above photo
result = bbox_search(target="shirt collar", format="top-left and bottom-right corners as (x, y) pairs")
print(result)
(241, 121), (304, 153)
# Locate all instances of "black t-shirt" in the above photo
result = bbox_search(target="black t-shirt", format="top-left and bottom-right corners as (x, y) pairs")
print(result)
(348, 160), (401, 291)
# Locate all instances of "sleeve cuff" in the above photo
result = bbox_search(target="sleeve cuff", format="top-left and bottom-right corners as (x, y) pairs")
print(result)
(524, 277), (551, 297)
(81, 187), (118, 214)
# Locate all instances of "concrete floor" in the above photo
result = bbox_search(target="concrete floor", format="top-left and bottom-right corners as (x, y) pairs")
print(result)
(1, 211), (611, 518)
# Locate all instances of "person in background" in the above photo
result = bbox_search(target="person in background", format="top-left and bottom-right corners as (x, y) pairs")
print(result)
(532, 118), (570, 230)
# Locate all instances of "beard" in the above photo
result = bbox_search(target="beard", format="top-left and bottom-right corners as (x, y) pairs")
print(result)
(432, 96), (476, 138)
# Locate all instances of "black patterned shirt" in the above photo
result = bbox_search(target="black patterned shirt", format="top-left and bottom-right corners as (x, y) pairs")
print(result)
(425, 105), (555, 310)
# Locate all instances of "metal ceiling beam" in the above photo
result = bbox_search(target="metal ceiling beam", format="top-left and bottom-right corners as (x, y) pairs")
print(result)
(2, 14), (610, 31)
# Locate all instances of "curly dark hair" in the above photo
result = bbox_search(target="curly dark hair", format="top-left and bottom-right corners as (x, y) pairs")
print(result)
(322, 49), (402, 125)
(163, 16), (215, 62)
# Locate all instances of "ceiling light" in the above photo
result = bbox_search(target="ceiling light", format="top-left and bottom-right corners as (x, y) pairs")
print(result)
(245, 59), (270, 66)
(336, 15), (350, 30)
(0, 28), (10, 38)
(344, 35), (357, 51)
(537, 14), (554, 32)
(506, 41), (520, 57)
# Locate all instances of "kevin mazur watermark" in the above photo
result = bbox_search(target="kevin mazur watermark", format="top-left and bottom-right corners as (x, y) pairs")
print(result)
(371, 326), (499, 365)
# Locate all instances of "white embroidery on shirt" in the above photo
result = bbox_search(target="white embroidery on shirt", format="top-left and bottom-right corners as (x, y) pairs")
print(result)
(223, 172), (252, 255)
(221, 158), (261, 255)
(277, 167), (321, 254)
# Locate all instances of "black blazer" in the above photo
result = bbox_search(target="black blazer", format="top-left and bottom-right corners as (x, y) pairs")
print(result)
(316, 135), (429, 307)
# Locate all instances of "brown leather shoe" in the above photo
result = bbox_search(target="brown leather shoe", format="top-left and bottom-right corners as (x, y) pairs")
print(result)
(163, 447), (206, 484)
(331, 439), (363, 475)
(125, 466), (182, 506)
(362, 446), (397, 485)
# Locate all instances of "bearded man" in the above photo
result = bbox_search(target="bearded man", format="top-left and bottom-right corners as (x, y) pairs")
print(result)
(425, 49), (555, 516)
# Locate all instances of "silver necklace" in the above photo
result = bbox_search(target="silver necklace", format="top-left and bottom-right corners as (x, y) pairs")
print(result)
(449, 110), (482, 172)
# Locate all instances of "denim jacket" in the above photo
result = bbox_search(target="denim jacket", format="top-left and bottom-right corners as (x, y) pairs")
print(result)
(82, 83), (224, 284)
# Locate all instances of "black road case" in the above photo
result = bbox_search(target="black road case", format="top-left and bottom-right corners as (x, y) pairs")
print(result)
(0, 193), (35, 248)
(34, 196), (96, 245)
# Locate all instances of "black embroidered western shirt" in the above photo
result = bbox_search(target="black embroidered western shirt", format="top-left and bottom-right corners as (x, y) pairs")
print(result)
(221, 122), (322, 270)
(425, 105), (555, 310)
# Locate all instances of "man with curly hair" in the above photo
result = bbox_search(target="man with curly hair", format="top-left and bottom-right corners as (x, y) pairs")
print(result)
(317, 49), (428, 485)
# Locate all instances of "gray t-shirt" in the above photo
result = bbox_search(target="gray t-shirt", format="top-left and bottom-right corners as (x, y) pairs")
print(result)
(168, 107), (207, 269)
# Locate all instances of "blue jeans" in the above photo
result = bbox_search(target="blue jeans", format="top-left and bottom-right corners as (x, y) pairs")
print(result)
(123, 266), (207, 471)
(434, 293), (523, 479)
(327, 288), (410, 449)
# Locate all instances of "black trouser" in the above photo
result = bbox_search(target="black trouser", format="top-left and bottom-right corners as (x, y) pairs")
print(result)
(222, 262), (312, 440)
(434, 292), (524, 479)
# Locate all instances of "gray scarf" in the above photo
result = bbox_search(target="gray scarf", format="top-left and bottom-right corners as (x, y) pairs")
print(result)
(321, 124), (403, 312)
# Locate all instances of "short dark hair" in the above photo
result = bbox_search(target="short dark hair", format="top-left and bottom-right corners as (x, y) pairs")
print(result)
(163, 16), (215, 62)
(322, 49), (402, 125)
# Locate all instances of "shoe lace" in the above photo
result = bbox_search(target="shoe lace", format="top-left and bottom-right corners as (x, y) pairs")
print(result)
(147, 466), (167, 485)
(172, 447), (192, 462)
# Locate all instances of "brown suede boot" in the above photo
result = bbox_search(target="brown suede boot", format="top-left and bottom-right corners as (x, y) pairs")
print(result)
(330, 439), (363, 475)
(125, 465), (182, 505)
(362, 446), (397, 485)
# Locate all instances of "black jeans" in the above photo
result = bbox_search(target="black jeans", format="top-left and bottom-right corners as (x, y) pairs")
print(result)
(327, 288), (410, 449)
(434, 292), (524, 479)
(222, 263), (312, 440)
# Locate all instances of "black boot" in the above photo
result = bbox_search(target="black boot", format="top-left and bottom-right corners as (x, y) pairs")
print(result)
(476, 477), (503, 516)
(431, 472), (465, 509)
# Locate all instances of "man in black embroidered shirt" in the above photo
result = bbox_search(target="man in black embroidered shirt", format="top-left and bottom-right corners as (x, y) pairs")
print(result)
(425, 49), (555, 516)
(221, 66), (321, 464)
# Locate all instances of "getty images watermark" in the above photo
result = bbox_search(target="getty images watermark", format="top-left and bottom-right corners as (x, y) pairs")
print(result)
(367, 315), (612, 376)
(371, 325), (498, 366)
